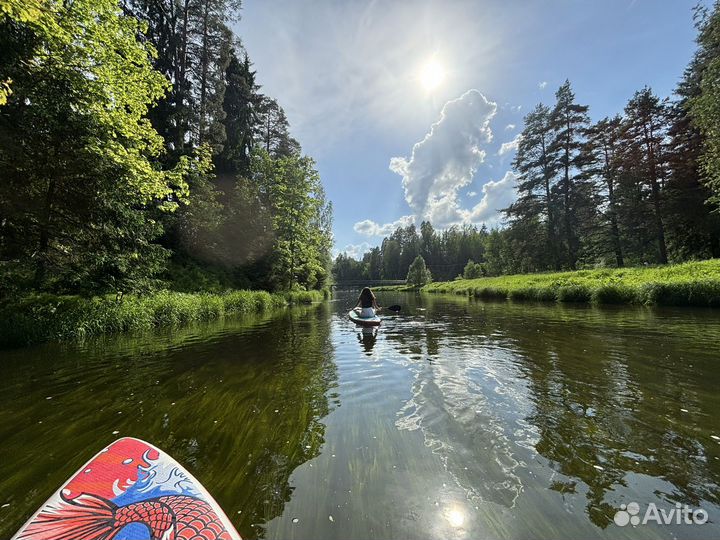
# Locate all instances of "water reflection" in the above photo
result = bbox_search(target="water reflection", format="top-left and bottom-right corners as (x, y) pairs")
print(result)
(1, 291), (720, 540)
(0, 305), (337, 540)
(357, 327), (377, 353)
(380, 292), (720, 537)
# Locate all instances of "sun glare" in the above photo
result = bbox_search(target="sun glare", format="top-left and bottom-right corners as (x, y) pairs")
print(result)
(419, 57), (446, 92)
(446, 507), (465, 528)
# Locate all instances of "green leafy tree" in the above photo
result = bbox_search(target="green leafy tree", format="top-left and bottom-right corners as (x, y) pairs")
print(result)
(253, 150), (329, 291)
(690, 1), (720, 207)
(406, 255), (432, 288)
(0, 0), (199, 295)
(463, 260), (484, 279)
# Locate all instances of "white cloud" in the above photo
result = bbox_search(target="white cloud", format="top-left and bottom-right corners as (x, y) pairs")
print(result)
(353, 215), (415, 237)
(505, 124), (516, 131)
(538, 81), (548, 89)
(389, 89), (496, 226)
(498, 133), (522, 156)
(511, 105), (522, 113)
(334, 242), (372, 260)
(467, 191), (477, 197)
(460, 171), (518, 227)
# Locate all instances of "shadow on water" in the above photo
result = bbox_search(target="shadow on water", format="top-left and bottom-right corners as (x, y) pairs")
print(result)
(0, 303), (337, 539)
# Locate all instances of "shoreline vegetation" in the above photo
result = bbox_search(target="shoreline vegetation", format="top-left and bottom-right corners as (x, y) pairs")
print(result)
(377, 259), (720, 308)
(0, 289), (328, 349)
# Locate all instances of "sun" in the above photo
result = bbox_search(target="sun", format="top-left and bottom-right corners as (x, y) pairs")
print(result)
(419, 57), (446, 92)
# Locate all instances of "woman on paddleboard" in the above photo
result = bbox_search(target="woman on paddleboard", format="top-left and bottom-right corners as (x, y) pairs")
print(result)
(355, 287), (380, 317)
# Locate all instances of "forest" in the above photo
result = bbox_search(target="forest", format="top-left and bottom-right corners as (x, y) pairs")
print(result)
(0, 0), (333, 299)
(333, 3), (720, 284)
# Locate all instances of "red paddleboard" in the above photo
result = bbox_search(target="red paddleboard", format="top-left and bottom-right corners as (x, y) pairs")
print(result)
(12, 437), (241, 540)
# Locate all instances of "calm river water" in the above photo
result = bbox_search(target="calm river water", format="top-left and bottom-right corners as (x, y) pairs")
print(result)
(1, 290), (719, 539)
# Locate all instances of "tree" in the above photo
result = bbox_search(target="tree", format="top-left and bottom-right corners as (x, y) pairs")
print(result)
(667, 3), (720, 259)
(622, 88), (670, 263)
(364, 247), (382, 280)
(582, 116), (625, 266)
(256, 96), (300, 158)
(191, 0), (241, 148)
(0, 0), (201, 295)
(690, 1), (720, 206)
(463, 260), (484, 279)
(253, 150), (329, 291)
(507, 104), (560, 269)
(548, 80), (591, 268)
(381, 238), (401, 279)
(406, 256), (432, 288)
(216, 51), (260, 176)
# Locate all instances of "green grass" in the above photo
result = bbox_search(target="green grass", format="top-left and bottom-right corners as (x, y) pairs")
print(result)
(0, 289), (328, 348)
(421, 259), (720, 307)
(374, 284), (416, 292)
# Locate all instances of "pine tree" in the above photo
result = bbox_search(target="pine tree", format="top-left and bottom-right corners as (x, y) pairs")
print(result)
(505, 103), (559, 269)
(582, 116), (625, 266)
(548, 80), (591, 269)
(216, 51), (261, 176)
(666, 4), (720, 259)
(256, 96), (301, 158)
(622, 88), (670, 263)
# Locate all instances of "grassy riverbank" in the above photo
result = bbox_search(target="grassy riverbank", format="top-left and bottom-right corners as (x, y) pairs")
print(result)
(393, 260), (720, 307)
(0, 289), (328, 348)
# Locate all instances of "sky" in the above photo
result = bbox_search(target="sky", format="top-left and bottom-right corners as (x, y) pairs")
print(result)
(235, 0), (701, 260)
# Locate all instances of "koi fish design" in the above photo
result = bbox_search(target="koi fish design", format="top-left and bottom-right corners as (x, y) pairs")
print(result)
(13, 438), (240, 540)
(18, 493), (233, 540)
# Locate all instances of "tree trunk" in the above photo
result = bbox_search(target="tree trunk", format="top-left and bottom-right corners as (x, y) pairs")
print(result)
(198, 0), (210, 143)
(644, 122), (668, 263)
(563, 114), (576, 269)
(540, 135), (559, 270)
(34, 178), (56, 288)
(175, 0), (191, 151)
(602, 143), (624, 267)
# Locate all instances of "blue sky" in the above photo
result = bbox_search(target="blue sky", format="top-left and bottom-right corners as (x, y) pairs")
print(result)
(235, 0), (700, 260)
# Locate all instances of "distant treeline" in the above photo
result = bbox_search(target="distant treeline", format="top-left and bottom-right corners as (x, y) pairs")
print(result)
(0, 0), (332, 298)
(334, 3), (720, 283)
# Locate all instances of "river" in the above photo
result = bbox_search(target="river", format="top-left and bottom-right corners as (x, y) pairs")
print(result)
(1, 290), (719, 539)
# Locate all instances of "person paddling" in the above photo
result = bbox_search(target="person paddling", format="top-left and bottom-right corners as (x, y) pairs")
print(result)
(355, 287), (381, 318)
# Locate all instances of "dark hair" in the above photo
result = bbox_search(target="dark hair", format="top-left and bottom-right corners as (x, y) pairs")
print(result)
(360, 287), (374, 304)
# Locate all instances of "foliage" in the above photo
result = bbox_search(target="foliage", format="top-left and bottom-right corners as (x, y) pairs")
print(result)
(0, 0), (333, 299)
(422, 259), (720, 307)
(0, 0), (203, 296)
(690, 1), (720, 207)
(463, 260), (484, 279)
(253, 150), (333, 291)
(406, 255), (432, 288)
(0, 288), (331, 348)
